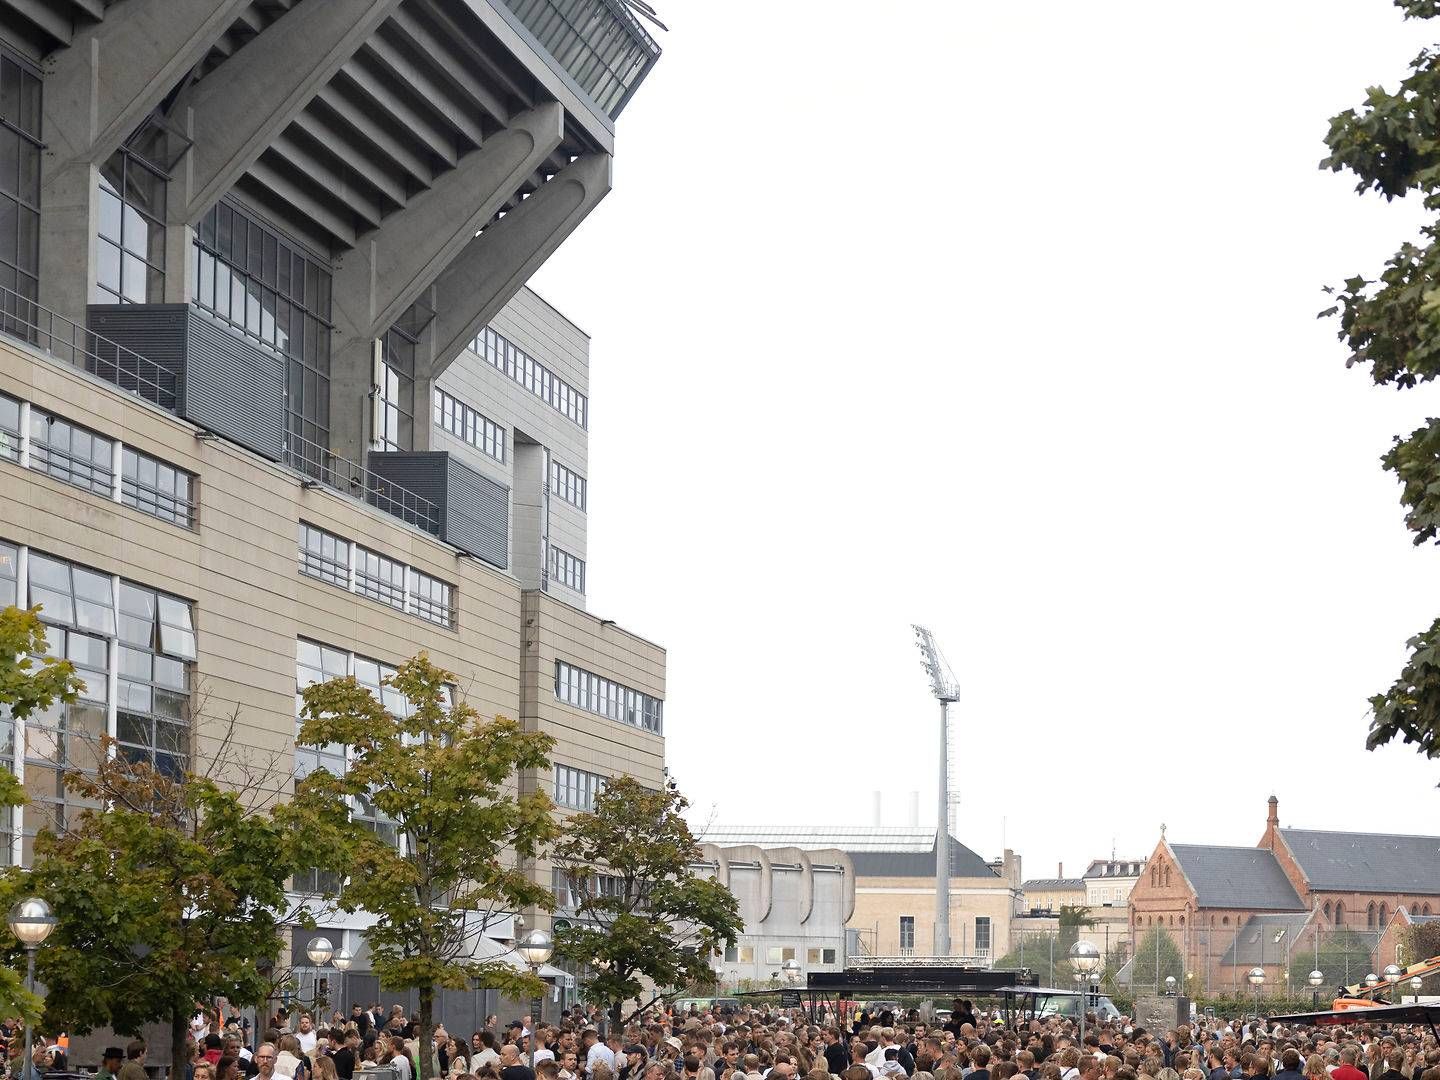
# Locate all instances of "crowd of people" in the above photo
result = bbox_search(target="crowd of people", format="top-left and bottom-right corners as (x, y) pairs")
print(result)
(139, 998), (1440, 1080)
(11, 998), (1440, 1080)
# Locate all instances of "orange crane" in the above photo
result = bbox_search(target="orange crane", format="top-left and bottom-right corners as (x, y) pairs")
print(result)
(1330, 955), (1440, 1011)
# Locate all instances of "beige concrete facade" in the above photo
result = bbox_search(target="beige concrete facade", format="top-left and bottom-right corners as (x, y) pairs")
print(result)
(0, 311), (664, 891)
(855, 875), (1022, 961)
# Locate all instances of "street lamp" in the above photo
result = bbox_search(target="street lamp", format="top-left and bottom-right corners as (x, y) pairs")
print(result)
(306, 936), (334, 965)
(1164, 976), (1176, 996)
(1069, 940), (1101, 1052)
(781, 958), (801, 985)
(8, 898), (55, 1080)
(1365, 973), (1379, 988)
(1247, 967), (1265, 1014)
(1308, 969), (1324, 1007)
(518, 929), (553, 1071)
(1411, 975), (1424, 999)
(1383, 963), (1403, 999)
(332, 948), (353, 972)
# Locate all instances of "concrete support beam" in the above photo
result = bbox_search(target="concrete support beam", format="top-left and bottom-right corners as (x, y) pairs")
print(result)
(330, 102), (564, 343)
(41, 0), (253, 176)
(426, 152), (612, 382)
(176, 0), (404, 223)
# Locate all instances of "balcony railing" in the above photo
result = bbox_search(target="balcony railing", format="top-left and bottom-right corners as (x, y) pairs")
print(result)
(286, 433), (441, 538)
(0, 285), (180, 410)
(0, 288), (441, 540)
(500, 0), (661, 117)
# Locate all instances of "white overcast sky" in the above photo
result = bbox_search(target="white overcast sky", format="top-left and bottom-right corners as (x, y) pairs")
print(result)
(529, 1), (1440, 880)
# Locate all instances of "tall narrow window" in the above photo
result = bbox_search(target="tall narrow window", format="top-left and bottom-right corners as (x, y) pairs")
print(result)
(0, 48), (41, 337)
(375, 324), (416, 452)
(975, 916), (991, 954)
(95, 149), (166, 304)
(899, 916), (915, 951)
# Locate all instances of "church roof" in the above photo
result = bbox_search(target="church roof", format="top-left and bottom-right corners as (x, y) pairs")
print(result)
(1219, 911), (1316, 965)
(1169, 844), (1305, 910)
(1280, 828), (1440, 895)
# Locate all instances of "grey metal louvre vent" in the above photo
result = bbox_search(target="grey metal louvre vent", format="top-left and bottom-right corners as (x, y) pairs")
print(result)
(446, 457), (509, 569)
(87, 304), (285, 460)
(368, 451), (510, 570)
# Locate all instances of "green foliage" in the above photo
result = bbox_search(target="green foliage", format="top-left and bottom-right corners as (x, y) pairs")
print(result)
(1130, 927), (1186, 990)
(289, 653), (556, 1079)
(1286, 928), (1376, 989)
(994, 911), (1097, 987)
(1404, 920), (1440, 987)
(0, 606), (88, 1025)
(0, 738), (303, 1067)
(1321, 2), (1440, 761)
(550, 776), (741, 1025)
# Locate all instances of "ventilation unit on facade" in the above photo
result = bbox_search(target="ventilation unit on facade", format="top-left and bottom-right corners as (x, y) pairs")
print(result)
(86, 304), (286, 460)
(367, 451), (510, 569)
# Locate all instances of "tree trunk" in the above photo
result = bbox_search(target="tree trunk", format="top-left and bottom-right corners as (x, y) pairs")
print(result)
(417, 985), (435, 1080)
(607, 1000), (622, 1035)
(172, 1004), (191, 1080)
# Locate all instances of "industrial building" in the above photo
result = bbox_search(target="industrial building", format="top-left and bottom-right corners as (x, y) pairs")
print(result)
(0, 0), (664, 1044)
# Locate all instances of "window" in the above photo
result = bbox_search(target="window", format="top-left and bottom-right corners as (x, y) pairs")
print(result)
(10, 544), (194, 865)
(0, 393), (18, 461)
(28, 410), (113, 496)
(554, 764), (606, 810)
(899, 916), (915, 950)
(0, 48), (42, 335)
(473, 326), (587, 429)
(765, 946), (796, 965)
(976, 916), (991, 954)
(121, 447), (194, 527)
(725, 945), (739, 963)
(549, 459), (587, 511)
(191, 200), (333, 455)
(555, 661), (662, 733)
(375, 323), (417, 452)
(297, 522), (456, 629)
(354, 546), (406, 610)
(298, 523), (350, 587)
(432, 388), (505, 463)
(0, 542), (15, 608)
(95, 148), (165, 304)
(548, 545), (585, 594)
(406, 568), (453, 628)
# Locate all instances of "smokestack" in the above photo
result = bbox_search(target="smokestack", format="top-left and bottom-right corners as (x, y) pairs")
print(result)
(909, 791), (919, 827)
(1058, 861), (1063, 878)
(873, 791), (882, 826)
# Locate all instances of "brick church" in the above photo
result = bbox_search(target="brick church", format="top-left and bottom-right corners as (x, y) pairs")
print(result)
(1126, 796), (1440, 992)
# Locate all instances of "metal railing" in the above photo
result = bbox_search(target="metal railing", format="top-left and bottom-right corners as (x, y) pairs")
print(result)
(285, 431), (441, 538)
(0, 284), (181, 411)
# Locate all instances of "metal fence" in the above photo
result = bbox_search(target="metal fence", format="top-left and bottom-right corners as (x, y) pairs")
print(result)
(997, 924), (1391, 998)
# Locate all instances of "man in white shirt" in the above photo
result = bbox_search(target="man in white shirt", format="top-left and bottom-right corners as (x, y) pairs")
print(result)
(584, 1030), (616, 1075)
(295, 1016), (319, 1056)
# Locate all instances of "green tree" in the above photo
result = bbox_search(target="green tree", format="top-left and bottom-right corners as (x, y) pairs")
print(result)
(0, 605), (85, 1024)
(291, 653), (555, 1080)
(994, 908), (1096, 987)
(1288, 928), (1376, 990)
(551, 776), (742, 1029)
(1130, 926), (1185, 990)
(0, 734), (313, 1074)
(1320, 1), (1440, 757)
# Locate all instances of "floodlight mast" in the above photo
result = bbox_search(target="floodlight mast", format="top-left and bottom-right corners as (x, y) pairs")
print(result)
(913, 625), (959, 958)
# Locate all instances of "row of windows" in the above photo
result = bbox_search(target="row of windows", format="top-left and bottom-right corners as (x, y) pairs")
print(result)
(721, 945), (838, 966)
(554, 661), (662, 734)
(548, 544), (585, 594)
(0, 392), (195, 526)
(297, 523), (455, 629)
(552, 867), (641, 910)
(549, 458), (586, 511)
(554, 763), (606, 810)
(0, 540), (195, 866)
(433, 388), (505, 463)
(473, 326), (588, 429)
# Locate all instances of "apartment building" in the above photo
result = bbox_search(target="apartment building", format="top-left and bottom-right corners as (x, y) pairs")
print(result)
(0, 0), (663, 1044)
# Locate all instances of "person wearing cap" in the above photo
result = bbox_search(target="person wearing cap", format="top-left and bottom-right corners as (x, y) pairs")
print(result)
(619, 1046), (648, 1080)
(97, 1047), (125, 1080)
